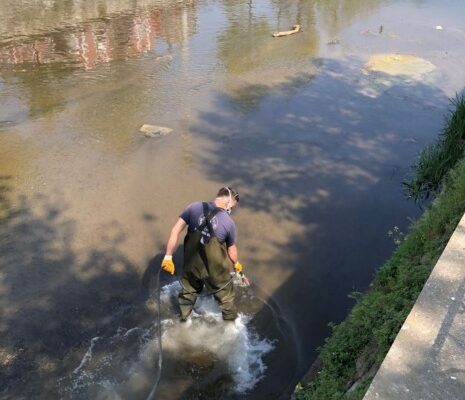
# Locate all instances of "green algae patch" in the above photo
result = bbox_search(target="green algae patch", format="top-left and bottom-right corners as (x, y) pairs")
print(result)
(294, 99), (465, 400)
(364, 54), (436, 80)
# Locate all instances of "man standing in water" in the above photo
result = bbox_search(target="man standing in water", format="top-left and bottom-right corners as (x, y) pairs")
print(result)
(161, 187), (243, 321)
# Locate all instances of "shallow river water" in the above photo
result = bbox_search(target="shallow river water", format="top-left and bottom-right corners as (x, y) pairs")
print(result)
(1, 0), (465, 399)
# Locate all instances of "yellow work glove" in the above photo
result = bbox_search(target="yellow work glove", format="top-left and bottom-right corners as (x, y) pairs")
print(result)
(161, 255), (175, 275)
(234, 261), (243, 274)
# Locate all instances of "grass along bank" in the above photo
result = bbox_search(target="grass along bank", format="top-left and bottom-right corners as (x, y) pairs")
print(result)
(403, 95), (465, 203)
(294, 95), (465, 400)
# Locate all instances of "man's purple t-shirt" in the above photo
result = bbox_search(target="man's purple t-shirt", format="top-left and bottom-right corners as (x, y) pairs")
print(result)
(179, 202), (237, 247)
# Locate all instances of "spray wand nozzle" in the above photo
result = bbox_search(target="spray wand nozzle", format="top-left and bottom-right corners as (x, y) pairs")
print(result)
(237, 271), (250, 287)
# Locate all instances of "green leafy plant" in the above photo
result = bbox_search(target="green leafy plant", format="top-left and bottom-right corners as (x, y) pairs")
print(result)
(403, 94), (465, 202)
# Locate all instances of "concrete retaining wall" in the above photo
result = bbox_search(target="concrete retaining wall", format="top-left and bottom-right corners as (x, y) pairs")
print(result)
(364, 213), (465, 400)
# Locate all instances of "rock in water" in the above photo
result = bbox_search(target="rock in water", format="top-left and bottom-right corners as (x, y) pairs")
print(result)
(139, 124), (173, 138)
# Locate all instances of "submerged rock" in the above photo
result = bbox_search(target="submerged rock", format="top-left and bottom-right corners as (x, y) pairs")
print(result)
(139, 124), (173, 138)
(154, 54), (173, 62)
(0, 120), (13, 131)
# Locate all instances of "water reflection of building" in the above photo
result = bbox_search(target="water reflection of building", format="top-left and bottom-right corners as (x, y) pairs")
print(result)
(0, 1), (197, 70)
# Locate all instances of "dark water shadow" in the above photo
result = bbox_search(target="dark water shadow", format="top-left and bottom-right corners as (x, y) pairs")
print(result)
(189, 57), (451, 396)
(0, 178), (159, 399)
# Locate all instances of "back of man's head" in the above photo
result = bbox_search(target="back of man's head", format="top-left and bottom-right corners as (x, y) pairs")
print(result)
(216, 187), (239, 202)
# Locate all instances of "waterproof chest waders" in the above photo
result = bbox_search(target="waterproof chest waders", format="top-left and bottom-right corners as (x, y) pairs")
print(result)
(178, 203), (237, 321)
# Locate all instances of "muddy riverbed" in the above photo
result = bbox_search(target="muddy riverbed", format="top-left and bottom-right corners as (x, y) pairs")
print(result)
(1, 0), (465, 399)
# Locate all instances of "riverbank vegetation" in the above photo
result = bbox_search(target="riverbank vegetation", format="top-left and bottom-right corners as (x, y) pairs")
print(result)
(403, 95), (465, 202)
(294, 94), (465, 400)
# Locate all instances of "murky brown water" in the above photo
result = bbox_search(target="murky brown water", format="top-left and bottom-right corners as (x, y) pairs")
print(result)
(1, 0), (465, 399)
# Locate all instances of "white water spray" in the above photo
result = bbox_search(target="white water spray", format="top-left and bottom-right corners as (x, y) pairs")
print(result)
(160, 281), (274, 393)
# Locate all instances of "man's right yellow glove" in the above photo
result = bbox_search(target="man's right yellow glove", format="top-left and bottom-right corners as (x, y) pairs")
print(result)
(161, 255), (175, 275)
(234, 261), (243, 273)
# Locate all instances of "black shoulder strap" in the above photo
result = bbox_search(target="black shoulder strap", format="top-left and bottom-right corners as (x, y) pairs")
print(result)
(197, 202), (222, 236)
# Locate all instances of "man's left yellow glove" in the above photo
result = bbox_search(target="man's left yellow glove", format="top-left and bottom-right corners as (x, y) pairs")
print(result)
(234, 261), (243, 273)
(161, 255), (175, 275)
